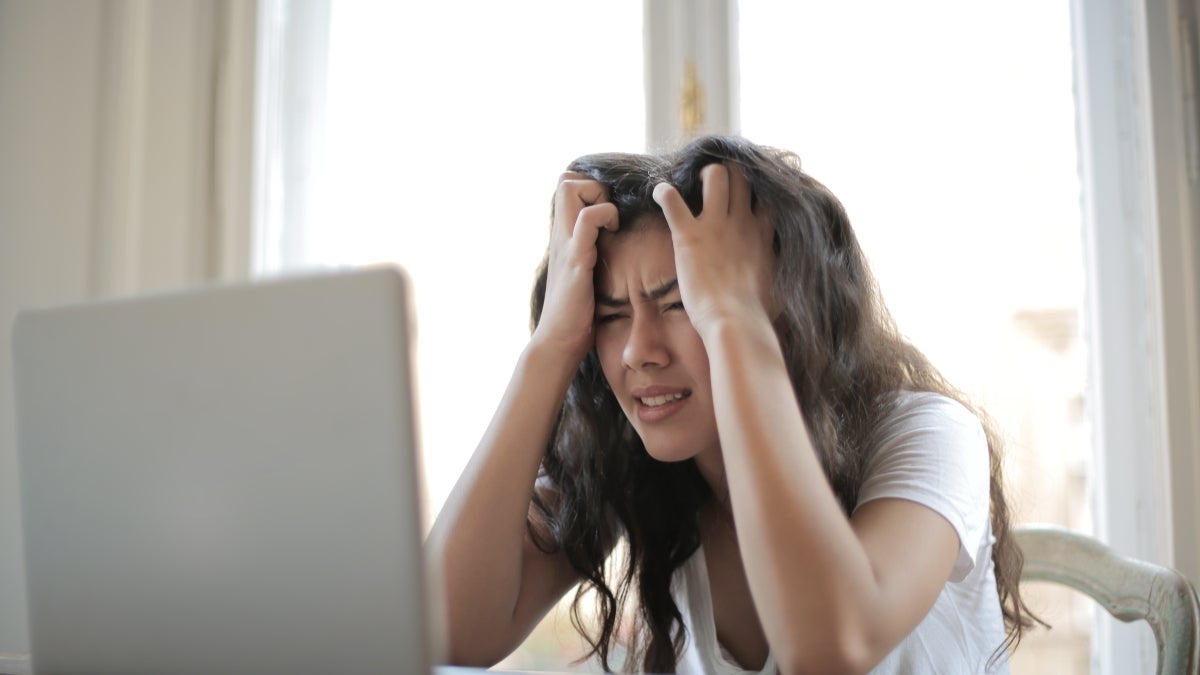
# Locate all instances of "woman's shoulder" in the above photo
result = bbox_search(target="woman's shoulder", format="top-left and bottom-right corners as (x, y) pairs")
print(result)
(883, 389), (980, 422)
(861, 390), (994, 581)
(872, 390), (986, 450)
(860, 390), (991, 509)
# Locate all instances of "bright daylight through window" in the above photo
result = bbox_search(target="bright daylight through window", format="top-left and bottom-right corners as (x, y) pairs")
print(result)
(739, 3), (1090, 672)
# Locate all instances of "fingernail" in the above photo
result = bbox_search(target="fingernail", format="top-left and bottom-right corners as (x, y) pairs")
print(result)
(653, 183), (670, 201)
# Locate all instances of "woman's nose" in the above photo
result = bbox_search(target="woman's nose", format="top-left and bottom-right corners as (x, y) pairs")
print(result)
(622, 314), (670, 370)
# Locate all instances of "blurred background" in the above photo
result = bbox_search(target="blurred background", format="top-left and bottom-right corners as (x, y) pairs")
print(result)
(1, 1), (1197, 673)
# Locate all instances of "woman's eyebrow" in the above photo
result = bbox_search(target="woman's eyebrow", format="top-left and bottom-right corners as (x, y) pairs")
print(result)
(644, 278), (679, 301)
(595, 292), (629, 308)
(595, 279), (679, 307)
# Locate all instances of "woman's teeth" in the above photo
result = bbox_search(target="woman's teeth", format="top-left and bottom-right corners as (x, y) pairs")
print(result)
(639, 392), (685, 407)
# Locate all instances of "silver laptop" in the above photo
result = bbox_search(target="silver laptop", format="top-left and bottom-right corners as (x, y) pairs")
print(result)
(12, 266), (438, 675)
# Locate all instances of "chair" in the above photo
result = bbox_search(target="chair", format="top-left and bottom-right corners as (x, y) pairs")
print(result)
(1014, 524), (1200, 674)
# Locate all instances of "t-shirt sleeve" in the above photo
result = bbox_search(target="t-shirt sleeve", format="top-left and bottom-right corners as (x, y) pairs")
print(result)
(853, 392), (991, 582)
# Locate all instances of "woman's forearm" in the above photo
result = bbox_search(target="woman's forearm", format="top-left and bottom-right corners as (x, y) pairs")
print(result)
(425, 340), (580, 663)
(700, 315), (887, 673)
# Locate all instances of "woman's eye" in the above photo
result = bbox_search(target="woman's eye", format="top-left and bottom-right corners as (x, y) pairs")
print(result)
(666, 301), (686, 312)
(595, 314), (626, 325)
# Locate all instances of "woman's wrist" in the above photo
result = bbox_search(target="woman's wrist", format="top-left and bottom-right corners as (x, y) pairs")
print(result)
(694, 305), (778, 353)
(522, 334), (586, 388)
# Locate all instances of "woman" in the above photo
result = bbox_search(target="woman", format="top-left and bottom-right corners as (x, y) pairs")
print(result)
(427, 135), (1036, 674)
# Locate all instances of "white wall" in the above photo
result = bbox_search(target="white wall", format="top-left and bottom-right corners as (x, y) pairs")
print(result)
(0, 0), (254, 654)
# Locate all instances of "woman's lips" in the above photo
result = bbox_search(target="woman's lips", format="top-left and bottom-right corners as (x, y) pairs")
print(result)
(632, 388), (691, 423)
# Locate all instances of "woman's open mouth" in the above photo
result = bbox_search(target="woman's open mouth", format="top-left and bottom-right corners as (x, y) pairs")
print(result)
(634, 389), (691, 423)
(638, 392), (685, 407)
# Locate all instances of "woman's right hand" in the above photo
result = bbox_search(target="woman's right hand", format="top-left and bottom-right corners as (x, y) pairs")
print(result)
(434, 172), (615, 663)
(531, 172), (619, 364)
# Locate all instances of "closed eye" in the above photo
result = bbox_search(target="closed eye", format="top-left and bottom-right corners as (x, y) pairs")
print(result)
(595, 313), (627, 325)
(665, 301), (685, 312)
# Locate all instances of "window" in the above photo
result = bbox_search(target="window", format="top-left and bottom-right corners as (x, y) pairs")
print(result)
(255, 4), (644, 668)
(257, 2), (1197, 671)
(738, 3), (1090, 669)
(257, 0), (643, 522)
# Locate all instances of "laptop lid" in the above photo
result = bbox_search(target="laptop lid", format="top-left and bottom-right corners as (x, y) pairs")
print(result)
(12, 266), (432, 675)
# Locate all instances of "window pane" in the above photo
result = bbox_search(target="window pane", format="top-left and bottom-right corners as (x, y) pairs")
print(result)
(286, 4), (643, 669)
(312, 1), (643, 518)
(739, 2), (1090, 672)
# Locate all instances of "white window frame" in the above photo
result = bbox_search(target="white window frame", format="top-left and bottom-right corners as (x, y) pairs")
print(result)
(1073, 0), (1200, 671)
(643, 0), (739, 149)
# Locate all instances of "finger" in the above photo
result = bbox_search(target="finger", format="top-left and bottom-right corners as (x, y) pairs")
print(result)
(575, 202), (619, 235)
(559, 172), (609, 206)
(564, 204), (614, 269)
(727, 163), (753, 216)
(653, 182), (694, 233)
(699, 163), (730, 216)
(553, 178), (609, 241)
(567, 202), (619, 259)
(551, 173), (591, 240)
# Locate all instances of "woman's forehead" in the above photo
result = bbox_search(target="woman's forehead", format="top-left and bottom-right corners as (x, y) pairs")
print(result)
(616, 212), (667, 233)
(596, 226), (677, 291)
(597, 214), (667, 248)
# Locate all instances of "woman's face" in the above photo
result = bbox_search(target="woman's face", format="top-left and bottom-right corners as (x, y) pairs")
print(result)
(594, 222), (720, 464)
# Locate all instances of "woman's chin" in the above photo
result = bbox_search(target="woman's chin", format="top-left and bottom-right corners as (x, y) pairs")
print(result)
(641, 441), (698, 463)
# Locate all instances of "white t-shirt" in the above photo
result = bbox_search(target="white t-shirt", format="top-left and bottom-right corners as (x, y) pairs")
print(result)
(670, 391), (1010, 675)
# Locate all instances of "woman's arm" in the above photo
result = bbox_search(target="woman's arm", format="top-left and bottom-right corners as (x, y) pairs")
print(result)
(425, 173), (618, 666)
(425, 341), (583, 665)
(703, 316), (959, 675)
(654, 166), (960, 675)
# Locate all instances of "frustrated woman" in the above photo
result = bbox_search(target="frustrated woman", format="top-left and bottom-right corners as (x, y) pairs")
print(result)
(428, 135), (1035, 674)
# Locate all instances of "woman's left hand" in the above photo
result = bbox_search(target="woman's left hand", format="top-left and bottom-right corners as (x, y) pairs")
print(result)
(652, 163), (776, 339)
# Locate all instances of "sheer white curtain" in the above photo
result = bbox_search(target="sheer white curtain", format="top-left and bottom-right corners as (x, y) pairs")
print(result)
(253, 0), (332, 275)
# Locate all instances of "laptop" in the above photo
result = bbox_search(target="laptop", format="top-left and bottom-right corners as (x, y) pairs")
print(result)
(11, 266), (443, 675)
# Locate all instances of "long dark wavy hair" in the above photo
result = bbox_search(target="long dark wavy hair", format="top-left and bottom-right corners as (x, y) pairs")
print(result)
(527, 135), (1036, 672)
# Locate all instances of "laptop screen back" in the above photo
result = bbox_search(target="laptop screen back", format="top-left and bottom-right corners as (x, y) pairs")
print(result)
(12, 267), (430, 675)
